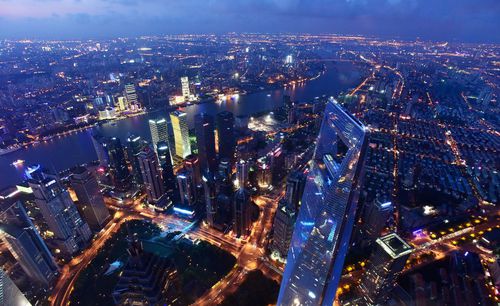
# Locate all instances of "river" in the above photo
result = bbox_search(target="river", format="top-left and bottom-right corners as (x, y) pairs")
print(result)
(0, 61), (363, 189)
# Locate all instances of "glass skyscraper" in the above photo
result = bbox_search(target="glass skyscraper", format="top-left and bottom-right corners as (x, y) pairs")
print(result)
(278, 98), (368, 306)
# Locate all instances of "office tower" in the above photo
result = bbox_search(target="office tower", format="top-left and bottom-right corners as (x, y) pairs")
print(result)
(216, 111), (235, 163)
(218, 158), (232, 182)
(284, 171), (306, 211)
(91, 132), (109, 167)
(233, 188), (251, 238)
(359, 233), (413, 305)
(271, 171), (306, 259)
(194, 113), (217, 172)
(363, 196), (393, 241)
(181, 76), (190, 101)
(124, 83), (139, 107)
(27, 166), (92, 255)
(138, 146), (165, 204)
(0, 195), (58, 287)
(70, 166), (111, 231)
(256, 156), (272, 190)
(106, 137), (131, 191)
(126, 134), (146, 185)
(157, 141), (177, 201)
(278, 98), (368, 306)
(170, 111), (191, 159)
(177, 169), (196, 207)
(149, 118), (171, 155)
(184, 154), (202, 187)
(202, 172), (217, 227)
(117, 96), (127, 111)
(0, 269), (32, 306)
(216, 158), (233, 196)
(236, 159), (249, 188)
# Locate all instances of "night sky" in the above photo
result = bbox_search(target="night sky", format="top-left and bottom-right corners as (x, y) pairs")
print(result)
(0, 0), (499, 42)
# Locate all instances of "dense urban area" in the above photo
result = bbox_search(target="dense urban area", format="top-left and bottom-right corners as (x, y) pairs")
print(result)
(0, 34), (498, 306)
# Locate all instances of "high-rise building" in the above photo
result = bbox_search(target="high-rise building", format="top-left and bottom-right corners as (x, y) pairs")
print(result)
(236, 159), (249, 188)
(106, 137), (131, 191)
(202, 172), (217, 227)
(284, 170), (306, 211)
(170, 111), (191, 159)
(233, 188), (251, 238)
(359, 233), (413, 305)
(256, 156), (272, 190)
(0, 193), (58, 286)
(278, 98), (368, 306)
(194, 113), (217, 172)
(181, 76), (190, 101)
(124, 83), (139, 108)
(363, 196), (393, 241)
(157, 141), (177, 201)
(70, 166), (111, 231)
(149, 118), (171, 156)
(184, 154), (202, 187)
(0, 269), (32, 306)
(138, 146), (165, 204)
(91, 132), (109, 167)
(126, 134), (146, 185)
(177, 169), (196, 207)
(216, 111), (235, 163)
(271, 171), (306, 259)
(27, 166), (92, 255)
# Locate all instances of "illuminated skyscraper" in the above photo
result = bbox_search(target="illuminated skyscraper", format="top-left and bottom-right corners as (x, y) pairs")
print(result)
(177, 169), (196, 207)
(126, 134), (146, 185)
(184, 154), (202, 187)
(278, 98), (368, 306)
(157, 141), (177, 201)
(194, 113), (217, 172)
(359, 233), (413, 305)
(0, 270), (32, 306)
(0, 193), (58, 287)
(233, 188), (251, 238)
(124, 83), (139, 108)
(202, 172), (217, 227)
(284, 171), (306, 211)
(138, 146), (164, 204)
(70, 166), (111, 231)
(106, 137), (131, 191)
(256, 156), (272, 190)
(170, 111), (191, 159)
(216, 111), (235, 163)
(363, 196), (393, 241)
(181, 76), (190, 101)
(236, 159), (249, 188)
(148, 118), (171, 155)
(27, 166), (92, 255)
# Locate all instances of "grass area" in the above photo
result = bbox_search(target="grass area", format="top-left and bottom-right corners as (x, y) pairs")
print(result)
(219, 270), (280, 306)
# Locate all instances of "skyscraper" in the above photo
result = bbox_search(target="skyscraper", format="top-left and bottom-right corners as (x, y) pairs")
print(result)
(359, 233), (413, 305)
(202, 171), (217, 227)
(149, 118), (171, 156)
(363, 196), (393, 241)
(184, 154), (202, 187)
(278, 98), (368, 306)
(0, 269), (32, 306)
(181, 76), (190, 101)
(233, 188), (251, 238)
(157, 141), (177, 202)
(138, 146), (165, 204)
(91, 132), (109, 167)
(70, 166), (111, 231)
(256, 156), (272, 190)
(170, 111), (191, 159)
(0, 193), (58, 287)
(284, 171), (306, 211)
(216, 111), (235, 163)
(236, 159), (249, 188)
(27, 166), (92, 255)
(106, 137), (131, 191)
(177, 169), (196, 207)
(194, 113), (217, 172)
(126, 134), (146, 185)
(124, 83), (139, 108)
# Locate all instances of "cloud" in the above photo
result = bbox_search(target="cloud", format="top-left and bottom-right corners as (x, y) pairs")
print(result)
(0, 0), (498, 42)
